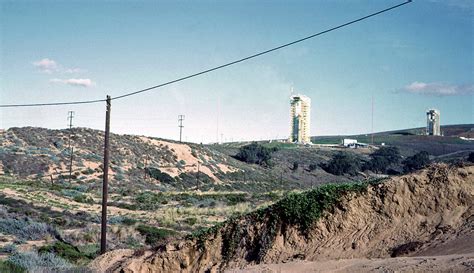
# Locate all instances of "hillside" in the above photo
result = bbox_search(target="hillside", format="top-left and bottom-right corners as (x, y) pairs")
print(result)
(0, 127), (361, 193)
(91, 163), (474, 272)
(0, 127), (243, 191)
(311, 124), (474, 157)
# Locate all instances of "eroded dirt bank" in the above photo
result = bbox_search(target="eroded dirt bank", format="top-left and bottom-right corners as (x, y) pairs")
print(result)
(91, 164), (473, 272)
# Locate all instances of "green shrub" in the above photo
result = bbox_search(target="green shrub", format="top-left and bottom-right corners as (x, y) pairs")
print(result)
(402, 151), (430, 172)
(321, 152), (361, 176)
(235, 143), (275, 166)
(146, 167), (175, 183)
(136, 225), (177, 245)
(39, 241), (92, 262)
(135, 191), (167, 210)
(363, 146), (401, 174)
(73, 194), (94, 204)
(0, 260), (25, 273)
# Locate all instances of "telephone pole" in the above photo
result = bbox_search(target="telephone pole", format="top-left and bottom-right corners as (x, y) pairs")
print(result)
(178, 115), (185, 143)
(100, 96), (111, 254)
(196, 162), (200, 191)
(371, 96), (374, 145)
(67, 111), (75, 182)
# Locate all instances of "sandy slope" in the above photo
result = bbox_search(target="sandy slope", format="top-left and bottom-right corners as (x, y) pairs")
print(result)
(91, 164), (474, 273)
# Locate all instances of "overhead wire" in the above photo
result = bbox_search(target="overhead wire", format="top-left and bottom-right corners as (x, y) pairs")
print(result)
(0, 0), (412, 108)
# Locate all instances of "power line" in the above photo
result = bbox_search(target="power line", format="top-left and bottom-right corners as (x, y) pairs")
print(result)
(0, 0), (411, 108)
(0, 99), (106, 108)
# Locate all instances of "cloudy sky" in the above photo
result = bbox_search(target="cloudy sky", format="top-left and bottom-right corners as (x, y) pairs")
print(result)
(1, 0), (473, 143)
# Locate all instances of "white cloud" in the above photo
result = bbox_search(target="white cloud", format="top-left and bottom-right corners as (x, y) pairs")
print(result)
(33, 58), (58, 73)
(65, 68), (87, 74)
(33, 58), (85, 74)
(49, 78), (95, 88)
(403, 81), (474, 96)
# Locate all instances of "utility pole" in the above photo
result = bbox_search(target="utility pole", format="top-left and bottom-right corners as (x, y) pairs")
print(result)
(371, 96), (374, 145)
(100, 95), (111, 255)
(67, 111), (75, 182)
(196, 162), (200, 191)
(144, 154), (149, 180)
(178, 115), (185, 143)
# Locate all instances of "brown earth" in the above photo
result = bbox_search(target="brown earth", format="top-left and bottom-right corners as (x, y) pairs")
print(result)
(91, 163), (474, 272)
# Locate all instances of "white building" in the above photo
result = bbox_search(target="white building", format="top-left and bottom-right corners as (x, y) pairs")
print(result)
(343, 139), (358, 147)
(426, 109), (441, 136)
(289, 94), (311, 143)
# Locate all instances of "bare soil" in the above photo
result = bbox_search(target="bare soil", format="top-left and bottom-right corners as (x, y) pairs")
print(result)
(91, 163), (474, 272)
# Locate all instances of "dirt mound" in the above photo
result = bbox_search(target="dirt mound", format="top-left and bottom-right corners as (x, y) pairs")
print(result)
(92, 164), (474, 272)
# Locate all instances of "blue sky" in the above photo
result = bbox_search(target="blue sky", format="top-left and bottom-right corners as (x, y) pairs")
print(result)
(1, 0), (473, 143)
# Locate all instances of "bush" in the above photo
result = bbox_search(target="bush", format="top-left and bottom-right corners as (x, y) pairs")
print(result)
(8, 251), (72, 272)
(136, 225), (177, 245)
(321, 152), (360, 176)
(39, 241), (92, 262)
(0, 260), (25, 273)
(146, 167), (175, 184)
(402, 151), (430, 172)
(234, 143), (274, 166)
(363, 146), (401, 174)
(135, 191), (167, 210)
(468, 152), (474, 163)
(73, 194), (95, 204)
(307, 163), (318, 172)
(0, 244), (17, 254)
(291, 162), (299, 171)
(0, 218), (53, 240)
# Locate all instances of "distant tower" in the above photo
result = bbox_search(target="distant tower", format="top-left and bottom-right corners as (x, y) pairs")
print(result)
(289, 94), (311, 143)
(426, 109), (440, 136)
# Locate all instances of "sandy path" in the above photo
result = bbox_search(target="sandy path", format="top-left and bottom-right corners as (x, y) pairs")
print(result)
(229, 253), (474, 273)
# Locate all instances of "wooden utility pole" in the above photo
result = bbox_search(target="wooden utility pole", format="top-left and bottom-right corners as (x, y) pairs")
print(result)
(196, 162), (200, 191)
(67, 111), (75, 182)
(371, 96), (374, 145)
(100, 95), (111, 254)
(178, 115), (185, 143)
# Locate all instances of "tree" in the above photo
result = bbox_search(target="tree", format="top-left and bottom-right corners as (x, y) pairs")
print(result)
(235, 143), (274, 166)
(402, 151), (430, 173)
(363, 146), (401, 174)
(321, 152), (360, 176)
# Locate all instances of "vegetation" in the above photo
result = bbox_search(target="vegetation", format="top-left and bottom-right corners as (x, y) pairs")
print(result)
(321, 152), (360, 176)
(136, 224), (177, 245)
(234, 143), (276, 166)
(468, 152), (474, 163)
(7, 251), (72, 272)
(0, 218), (54, 241)
(146, 167), (175, 183)
(39, 241), (95, 263)
(402, 151), (430, 172)
(363, 146), (401, 174)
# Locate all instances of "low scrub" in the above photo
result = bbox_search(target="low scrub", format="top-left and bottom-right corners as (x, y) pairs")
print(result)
(39, 241), (95, 263)
(136, 224), (177, 245)
(321, 152), (360, 176)
(0, 218), (54, 241)
(7, 251), (72, 272)
(234, 143), (277, 166)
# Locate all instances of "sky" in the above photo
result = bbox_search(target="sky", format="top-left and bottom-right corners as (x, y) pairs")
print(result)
(1, 0), (473, 143)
